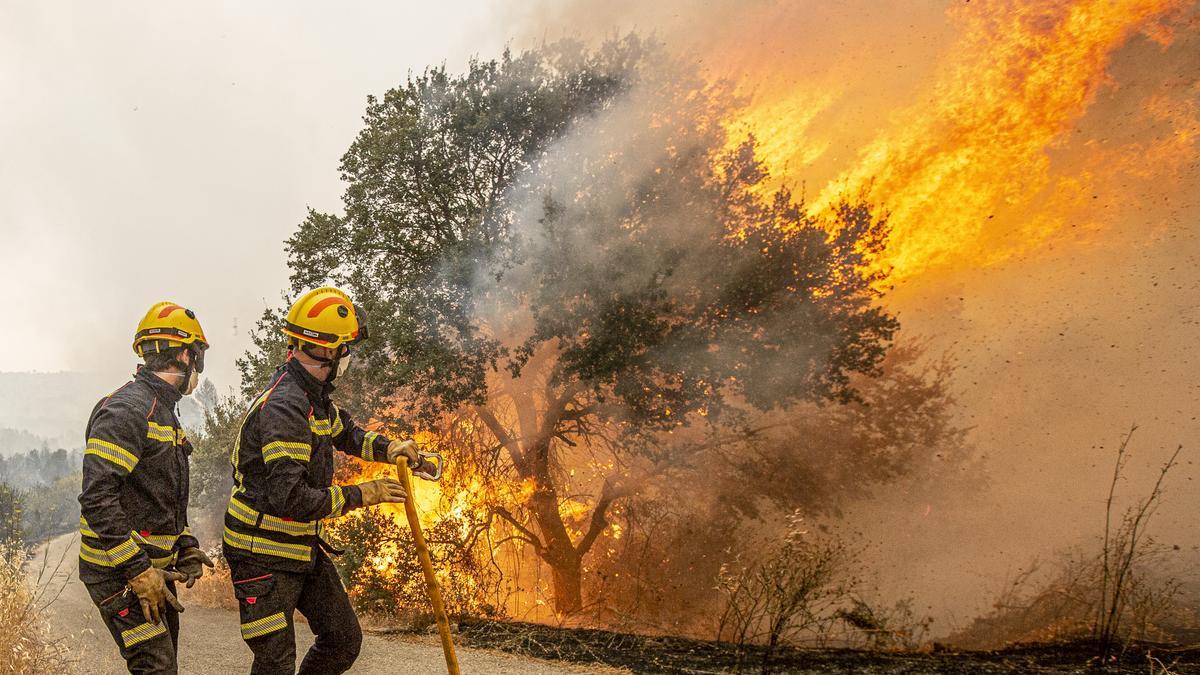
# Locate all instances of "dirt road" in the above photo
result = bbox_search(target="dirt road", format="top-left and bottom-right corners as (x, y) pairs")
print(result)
(30, 534), (619, 674)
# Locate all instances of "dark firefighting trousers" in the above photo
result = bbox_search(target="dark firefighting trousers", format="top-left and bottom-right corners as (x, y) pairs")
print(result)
(228, 549), (362, 675)
(85, 578), (180, 674)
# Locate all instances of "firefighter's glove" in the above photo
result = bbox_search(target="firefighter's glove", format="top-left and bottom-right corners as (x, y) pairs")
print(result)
(358, 478), (407, 506)
(128, 567), (187, 626)
(175, 547), (215, 588)
(386, 439), (420, 467)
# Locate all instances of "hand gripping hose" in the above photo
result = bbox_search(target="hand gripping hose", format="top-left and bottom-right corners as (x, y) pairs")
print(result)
(396, 456), (461, 675)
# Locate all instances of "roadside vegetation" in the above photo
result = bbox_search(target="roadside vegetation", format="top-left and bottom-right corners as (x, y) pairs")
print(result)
(0, 543), (72, 672)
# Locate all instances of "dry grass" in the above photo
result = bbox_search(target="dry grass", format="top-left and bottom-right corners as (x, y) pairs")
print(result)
(179, 556), (237, 611)
(0, 543), (72, 673)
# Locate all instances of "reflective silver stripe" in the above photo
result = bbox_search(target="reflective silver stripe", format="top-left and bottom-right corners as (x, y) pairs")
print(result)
(227, 496), (317, 536)
(85, 438), (138, 472)
(329, 486), (346, 518)
(108, 537), (140, 564)
(131, 530), (180, 550)
(361, 431), (379, 462)
(241, 612), (288, 640)
(309, 416), (333, 436)
(146, 422), (175, 443)
(79, 537), (140, 566)
(223, 527), (311, 562)
(80, 519), (188, 565)
(79, 543), (112, 567)
(262, 440), (312, 463)
(122, 621), (168, 647)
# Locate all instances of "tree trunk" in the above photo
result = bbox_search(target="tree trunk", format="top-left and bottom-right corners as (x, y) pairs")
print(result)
(527, 471), (587, 615)
(548, 552), (584, 614)
(478, 382), (601, 617)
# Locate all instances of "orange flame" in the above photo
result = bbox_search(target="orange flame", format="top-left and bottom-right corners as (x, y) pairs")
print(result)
(725, 0), (1196, 280)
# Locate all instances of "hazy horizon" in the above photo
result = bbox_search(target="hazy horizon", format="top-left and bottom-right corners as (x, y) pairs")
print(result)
(0, 1), (517, 393)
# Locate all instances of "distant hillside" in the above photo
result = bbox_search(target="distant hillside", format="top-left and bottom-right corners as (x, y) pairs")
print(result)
(0, 427), (53, 455)
(0, 372), (205, 453)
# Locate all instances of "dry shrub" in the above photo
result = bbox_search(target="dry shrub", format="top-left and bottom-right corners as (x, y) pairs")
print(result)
(951, 429), (1194, 650)
(716, 513), (862, 669)
(950, 543), (1197, 650)
(832, 595), (934, 650)
(0, 543), (71, 673)
(179, 551), (237, 611)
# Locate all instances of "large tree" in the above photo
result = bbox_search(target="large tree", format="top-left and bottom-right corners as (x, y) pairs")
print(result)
(252, 37), (900, 614)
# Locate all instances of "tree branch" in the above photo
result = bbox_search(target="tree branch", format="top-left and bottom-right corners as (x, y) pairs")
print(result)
(493, 506), (545, 554)
(576, 477), (638, 557)
(474, 405), (526, 474)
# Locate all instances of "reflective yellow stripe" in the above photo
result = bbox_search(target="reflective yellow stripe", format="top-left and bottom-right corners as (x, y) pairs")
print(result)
(79, 537), (140, 567)
(146, 422), (175, 443)
(361, 431), (379, 462)
(261, 440), (312, 463)
(108, 537), (140, 564)
(241, 612), (288, 640)
(86, 438), (138, 472)
(131, 530), (180, 550)
(223, 527), (311, 562)
(232, 374), (287, 492)
(330, 486), (346, 518)
(122, 621), (167, 647)
(309, 416), (333, 436)
(151, 553), (177, 569)
(227, 496), (317, 536)
(79, 543), (111, 567)
(80, 517), (186, 565)
(176, 428), (187, 445)
(331, 410), (344, 436)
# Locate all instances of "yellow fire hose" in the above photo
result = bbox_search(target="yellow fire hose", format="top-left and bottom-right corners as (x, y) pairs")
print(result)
(395, 457), (462, 675)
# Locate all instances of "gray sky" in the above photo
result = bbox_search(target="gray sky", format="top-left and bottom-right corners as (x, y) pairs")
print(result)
(0, 1), (508, 391)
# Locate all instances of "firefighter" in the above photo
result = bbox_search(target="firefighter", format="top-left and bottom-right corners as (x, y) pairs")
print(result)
(79, 302), (215, 674)
(222, 286), (419, 675)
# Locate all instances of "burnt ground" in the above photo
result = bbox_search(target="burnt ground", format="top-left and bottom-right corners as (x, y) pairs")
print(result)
(457, 618), (1200, 674)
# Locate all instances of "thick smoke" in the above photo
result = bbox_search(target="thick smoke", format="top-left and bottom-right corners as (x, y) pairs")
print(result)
(484, 0), (1200, 634)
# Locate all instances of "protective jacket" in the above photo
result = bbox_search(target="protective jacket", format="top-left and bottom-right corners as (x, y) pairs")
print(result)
(223, 358), (393, 573)
(78, 368), (199, 584)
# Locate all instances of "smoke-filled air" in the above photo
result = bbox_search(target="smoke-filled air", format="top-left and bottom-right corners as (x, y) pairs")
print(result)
(1, 1), (1198, 673)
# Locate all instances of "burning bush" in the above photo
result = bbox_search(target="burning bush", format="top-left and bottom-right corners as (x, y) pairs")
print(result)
(326, 508), (502, 623)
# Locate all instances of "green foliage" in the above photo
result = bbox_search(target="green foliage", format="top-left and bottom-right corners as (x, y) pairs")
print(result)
(0, 484), (24, 546)
(282, 34), (896, 435)
(0, 448), (80, 489)
(187, 390), (251, 542)
(237, 306), (290, 398)
(273, 38), (651, 424)
(0, 448), (82, 547)
(20, 474), (78, 545)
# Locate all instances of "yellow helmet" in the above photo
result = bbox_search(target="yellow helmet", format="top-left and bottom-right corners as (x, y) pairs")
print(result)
(133, 302), (209, 357)
(281, 287), (367, 349)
